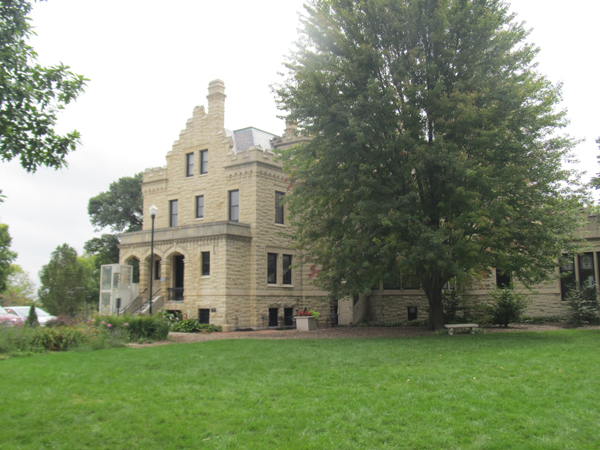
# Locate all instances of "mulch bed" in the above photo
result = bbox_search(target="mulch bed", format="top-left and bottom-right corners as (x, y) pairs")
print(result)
(126, 323), (600, 348)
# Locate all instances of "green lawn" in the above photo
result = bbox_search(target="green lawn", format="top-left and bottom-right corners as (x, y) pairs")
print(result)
(1, 330), (599, 449)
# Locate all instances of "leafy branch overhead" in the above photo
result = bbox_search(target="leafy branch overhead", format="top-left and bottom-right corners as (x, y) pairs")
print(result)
(0, 0), (87, 172)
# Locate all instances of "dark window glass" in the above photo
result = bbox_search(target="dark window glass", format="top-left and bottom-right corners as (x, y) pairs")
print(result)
(267, 253), (277, 284)
(199, 309), (210, 324)
(560, 256), (576, 301)
(195, 195), (204, 218)
(402, 273), (419, 290)
(200, 150), (208, 174)
(154, 260), (161, 280)
(229, 190), (239, 222)
(169, 200), (178, 227)
(284, 308), (294, 326)
(269, 308), (279, 327)
(578, 253), (595, 286)
(496, 270), (511, 289)
(407, 306), (418, 321)
(185, 153), (194, 177)
(275, 191), (285, 224)
(283, 254), (292, 285)
(201, 252), (210, 276)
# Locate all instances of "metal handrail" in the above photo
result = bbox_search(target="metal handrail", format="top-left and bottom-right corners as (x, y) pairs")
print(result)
(167, 287), (184, 301)
(137, 287), (162, 314)
(120, 288), (147, 315)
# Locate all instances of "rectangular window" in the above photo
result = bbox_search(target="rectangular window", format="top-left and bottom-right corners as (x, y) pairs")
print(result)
(200, 150), (208, 174)
(185, 153), (194, 177)
(275, 191), (285, 224)
(407, 306), (418, 321)
(496, 270), (511, 289)
(229, 190), (239, 222)
(383, 271), (400, 290)
(267, 253), (277, 284)
(169, 200), (178, 227)
(283, 254), (292, 285)
(195, 195), (204, 219)
(560, 256), (576, 301)
(201, 251), (210, 276)
(269, 308), (279, 327)
(578, 253), (595, 286)
(199, 309), (210, 324)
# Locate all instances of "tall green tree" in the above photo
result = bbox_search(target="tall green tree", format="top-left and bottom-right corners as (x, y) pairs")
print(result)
(275, 0), (587, 329)
(0, 0), (86, 174)
(0, 224), (17, 293)
(38, 244), (86, 316)
(85, 173), (143, 282)
(87, 173), (143, 233)
(0, 264), (36, 306)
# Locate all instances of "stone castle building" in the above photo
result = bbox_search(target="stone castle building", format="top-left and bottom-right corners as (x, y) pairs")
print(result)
(116, 80), (598, 327)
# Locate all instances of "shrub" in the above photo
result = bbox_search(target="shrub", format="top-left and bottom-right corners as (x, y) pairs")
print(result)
(442, 290), (468, 323)
(45, 315), (77, 328)
(487, 284), (529, 327)
(171, 320), (222, 333)
(565, 282), (600, 326)
(94, 314), (170, 341)
(26, 305), (39, 328)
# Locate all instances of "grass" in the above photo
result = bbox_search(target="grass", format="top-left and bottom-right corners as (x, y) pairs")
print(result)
(1, 330), (599, 449)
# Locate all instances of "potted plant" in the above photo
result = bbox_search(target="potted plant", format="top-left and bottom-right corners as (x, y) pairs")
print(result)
(296, 309), (319, 331)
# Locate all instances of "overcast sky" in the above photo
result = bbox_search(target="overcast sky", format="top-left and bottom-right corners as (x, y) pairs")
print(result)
(0, 0), (599, 290)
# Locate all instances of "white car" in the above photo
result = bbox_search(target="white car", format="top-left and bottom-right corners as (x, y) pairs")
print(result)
(4, 306), (56, 326)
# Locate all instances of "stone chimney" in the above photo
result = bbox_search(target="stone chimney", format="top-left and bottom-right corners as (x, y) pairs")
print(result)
(207, 79), (226, 127)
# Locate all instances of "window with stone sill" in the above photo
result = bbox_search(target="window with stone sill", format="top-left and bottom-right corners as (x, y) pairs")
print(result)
(201, 251), (210, 276)
(185, 153), (194, 177)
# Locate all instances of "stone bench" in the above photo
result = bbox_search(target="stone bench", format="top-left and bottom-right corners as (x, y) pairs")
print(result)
(444, 324), (479, 335)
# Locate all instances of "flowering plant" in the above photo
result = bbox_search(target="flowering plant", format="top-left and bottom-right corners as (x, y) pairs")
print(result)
(297, 309), (320, 320)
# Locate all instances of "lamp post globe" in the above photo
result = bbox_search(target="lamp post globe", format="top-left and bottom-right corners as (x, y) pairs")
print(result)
(148, 205), (158, 315)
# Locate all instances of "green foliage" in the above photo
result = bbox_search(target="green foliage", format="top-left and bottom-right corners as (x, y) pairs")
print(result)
(442, 290), (468, 324)
(38, 244), (87, 317)
(521, 316), (567, 324)
(87, 173), (143, 233)
(274, 0), (587, 330)
(309, 310), (320, 321)
(487, 284), (530, 327)
(565, 282), (600, 326)
(95, 314), (170, 341)
(25, 304), (39, 327)
(171, 319), (222, 333)
(0, 264), (36, 306)
(0, 0), (86, 174)
(357, 319), (428, 327)
(0, 224), (17, 293)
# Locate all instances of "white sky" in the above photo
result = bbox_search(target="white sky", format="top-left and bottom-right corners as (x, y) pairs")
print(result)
(0, 0), (599, 290)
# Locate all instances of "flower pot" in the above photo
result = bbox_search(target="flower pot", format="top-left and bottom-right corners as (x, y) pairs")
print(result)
(296, 315), (316, 331)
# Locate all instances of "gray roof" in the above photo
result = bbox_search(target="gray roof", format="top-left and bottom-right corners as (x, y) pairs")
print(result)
(226, 127), (277, 154)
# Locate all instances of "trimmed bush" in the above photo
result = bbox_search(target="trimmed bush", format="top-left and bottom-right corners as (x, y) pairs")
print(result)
(171, 319), (222, 333)
(26, 305), (39, 328)
(487, 284), (529, 327)
(565, 282), (599, 326)
(94, 314), (170, 341)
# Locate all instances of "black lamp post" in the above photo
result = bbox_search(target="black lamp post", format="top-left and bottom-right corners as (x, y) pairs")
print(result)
(148, 205), (158, 315)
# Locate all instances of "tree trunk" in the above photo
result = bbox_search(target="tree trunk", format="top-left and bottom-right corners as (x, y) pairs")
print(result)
(423, 281), (445, 331)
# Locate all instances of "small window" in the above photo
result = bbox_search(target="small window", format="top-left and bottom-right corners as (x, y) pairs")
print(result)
(200, 150), (208, 174)
(496, 270), (511, 289)
(275, 191), (285, 224)
(560, 256), (575, 301)
(269, 308), (279, 327)
(229, 190), (239, 222)
(169, 200), (178, 227)
(185, 153), (194, 177)
(201, 252), (210, 276)
(154, 260), (161, 280)
(199, 309), (210, 324)
(407, 306), (418, 321)
(283, 254), (292, 285)
(284, 308), (294, 326)
(195, 195), (204, 219)
(267, 253), (277, 284)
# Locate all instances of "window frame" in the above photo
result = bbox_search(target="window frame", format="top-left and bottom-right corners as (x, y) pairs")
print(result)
(275, 191), (285, 225)
(169, 199), (178, 227)
(229, 190), (239, 222)
(267, 253), (277, 284)
(200, 150), (208, 175)
(195, 195), (204, 219)
(201, 251), (210, 276)
(185, 153), (194, 177)
(282, 254), (292, 285)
